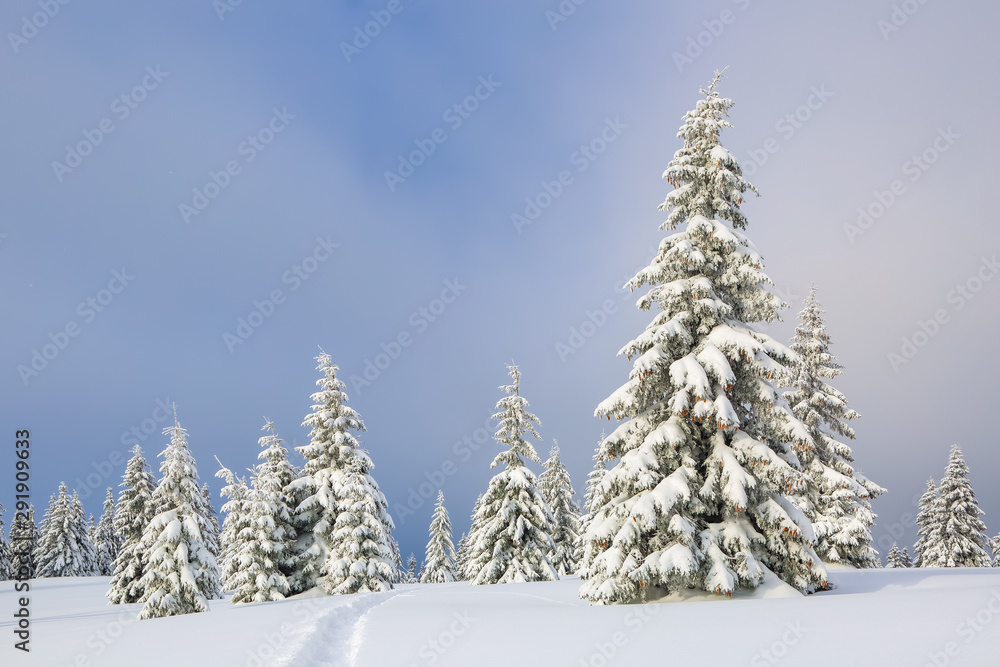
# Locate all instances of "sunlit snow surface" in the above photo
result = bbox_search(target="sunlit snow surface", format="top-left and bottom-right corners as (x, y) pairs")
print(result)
(4, 566), (1000, 665)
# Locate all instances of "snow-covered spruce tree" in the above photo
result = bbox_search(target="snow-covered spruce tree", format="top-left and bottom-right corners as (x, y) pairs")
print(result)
(912, 478), (937, 568)
(454, 532), (470, 581)
(467, 365), (557, 585)
(405, 554), (418, 583)
(885, 543), (907, 568)
(539, 441), (583, 575)
(901, 547), (912, 567)
(581, 72), (826, 604)
(215, 458), (250, 592)
(579, 438), (608, 576)
(35, 484), (95, 577)
(108, 446), (157, 604)
(289, 352), (396, 595)
(783, 286), (885, 568)
(137, 416), (222, 619)
(922, 446), (991, 568)
(459, 495), (485, 581)
(201, 483), (221, 563)
(8, 505), (37, 579)
(0, 504), (11, 580)
(992, 535), (1000, 567)
(228, 421), (298, 604)
(420, 491), (458, 583)
(93, 488), (120, 576)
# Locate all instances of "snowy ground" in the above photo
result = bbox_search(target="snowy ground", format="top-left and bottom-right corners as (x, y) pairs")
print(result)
(4, 567), (1000, 666)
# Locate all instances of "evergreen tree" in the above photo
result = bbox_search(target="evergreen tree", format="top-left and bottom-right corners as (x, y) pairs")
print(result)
(421, 491), (457, 583)
(454, 532), (470, 581)
(406, 554), (418, 583)
(912, 478), (937, 568)
(215, 459), (251, 593)
(137, 414), (221, 619)
(901, 547), (912, 568)
(885, 543), (907, 568)
(201, 483), (221, 563)
(579, 439), (608, 575)
(539, 441), (583, 575)
(581, 73), (826, 604)
(8, 505), (37, 580)
(35, 484), (95, 577)
(289, 352), (396, 594)
(991, 534), (999, 567)
(108, 446), (157, 604)
(0, 504), (11, 580)
(922, 446), (991, 568)
(228, 421), (298, 604)
(93, 488), (120, 576)
(783, 286), (885, 568)
(467, 365), (557, 585)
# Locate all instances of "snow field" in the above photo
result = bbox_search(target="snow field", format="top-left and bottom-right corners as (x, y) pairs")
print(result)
(5, 567), (1000, 666)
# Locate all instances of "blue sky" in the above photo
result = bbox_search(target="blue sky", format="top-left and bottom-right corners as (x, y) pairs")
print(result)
(3, 0), (999, 562)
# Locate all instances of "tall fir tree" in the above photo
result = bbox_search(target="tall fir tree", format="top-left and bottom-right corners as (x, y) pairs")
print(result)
(921, 446), (991, 568)
(35, 484), (95, 577)
(8, 505), (37, 580)
(421, 491), (457, 583)
(289, 352), (396, 595)
(137, 414), (222, 619)
(783, 286), (885, 568)
(93, 488), (121, 576)
(539, 441), (583, 575)
(466, 365), (557, 585)
(108, 446), (157, 604)
(228, 421), (298, 604)
(0, 504), (11, 580)
(580, 72), (826, 604)
(912, 478), (937, 568)
(885, 543), (907, 568)
(215, 459), (251, 593)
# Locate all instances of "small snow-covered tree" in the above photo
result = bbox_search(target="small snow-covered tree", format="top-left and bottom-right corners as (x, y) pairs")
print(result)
(215, 459), (250, 592)
(8, 505), (37, 580)
(921, 446), (991, 568)
(403, 554), (417, 583)
(137, 415), (222, 619)
(421, 491), (457, 583)
(93, 488), (120, 576)
(35, 484), (95, 577)
(467, 365), (557, 585)
(992, 535), (1000, 567)
(0, 504), (11, 580)
(539, 441), (582, 575)
(108, 446), (157, 604)
(228, 421), (298, 604)
(912, 478), (937, 568)
(581, 72), (827, 604)
(901, 547), (912, 568)
(201, 483), (221, 563)
(289, 352), (397, 595)
(454, 532), (470, 581)
(885, 543), (907, 568)
(783, 286), (885, 568)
